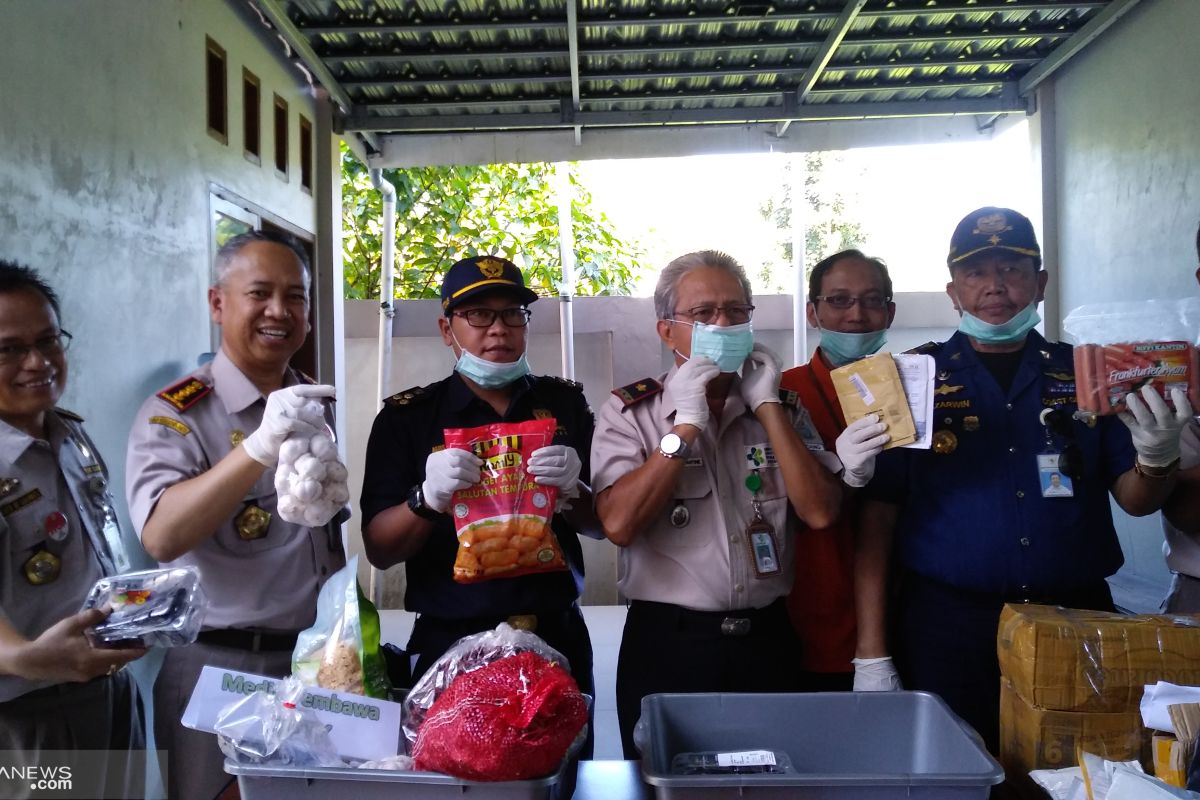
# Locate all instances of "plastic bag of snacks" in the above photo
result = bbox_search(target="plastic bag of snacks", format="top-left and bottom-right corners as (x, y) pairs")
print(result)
(1063, 297), (1200, 416)
(406, 625), (587, 781)
(443, 419), (566, 584)
(82, 566), (207, 649)
(292, 557), (390, 699)
(274, 397), (349, 527)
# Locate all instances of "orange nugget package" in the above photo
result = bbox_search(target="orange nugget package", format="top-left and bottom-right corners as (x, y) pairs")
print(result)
(444, 419), (566, 584)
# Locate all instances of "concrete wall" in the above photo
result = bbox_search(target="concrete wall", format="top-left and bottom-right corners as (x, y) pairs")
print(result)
(344, 293), (961, 607)
(0, 0), (318, 558)
(1048, 0), (1200, 606)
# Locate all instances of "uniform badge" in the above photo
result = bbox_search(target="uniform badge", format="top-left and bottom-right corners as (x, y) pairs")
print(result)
(613, 378), (662, 407)
(937, 370), (950, 381)
(150, 416), (192, 437)
(235, 505), (272, 540)
(932, 430), (958, 455)
(532, 409), (553, 420)
(1, 489), (42, 518)
(934, 384), (964, 396)
(24, 550), (61, 585)
(230, 429), (246, 448)
(43, 511), (69, 542)
(974, 212), (1012, 236)
(669, 502), (690, 528)
(0, 478), (19, 498)
(477, 257), (505, 278)
(157, 377), (211, 412)
(963, 416), (981, 432)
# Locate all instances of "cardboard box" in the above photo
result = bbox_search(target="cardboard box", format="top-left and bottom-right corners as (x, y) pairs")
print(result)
(1152, 734), (1188, 788)
(997, 604), (1200, 713)
(999, 678), (1145, 779)
(181, 665), (403, 762)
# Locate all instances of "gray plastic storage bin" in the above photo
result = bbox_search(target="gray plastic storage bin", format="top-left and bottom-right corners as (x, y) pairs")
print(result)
(226, 760), (574, 800)
(636, 691), (1004, 799)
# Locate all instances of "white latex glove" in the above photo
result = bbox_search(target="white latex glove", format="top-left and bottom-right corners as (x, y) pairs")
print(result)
(739, 342), (783, 412)
(527, 445), (582, 499)
(835, 415), (890, 488)
(672, 356), (721, 431)
(1120, 385), (1193, 468)
(242, 385), (335, 466)
(421, 448), (483, 514)
(852, 656), (903, 691)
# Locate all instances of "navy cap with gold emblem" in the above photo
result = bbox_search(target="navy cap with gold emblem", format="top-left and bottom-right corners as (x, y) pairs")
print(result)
(947, 207), (1041, 267)
(440, 255), (539, 314)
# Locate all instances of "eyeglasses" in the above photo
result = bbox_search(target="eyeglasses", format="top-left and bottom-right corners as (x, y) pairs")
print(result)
(0, 331), (72, 366)
(451, 308), (532, 328)
(671, 304), (755, 325)
(812, 294), (891, 310)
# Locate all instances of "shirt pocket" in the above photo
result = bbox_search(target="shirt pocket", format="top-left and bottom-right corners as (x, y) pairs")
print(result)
(647, 463), (714, 551)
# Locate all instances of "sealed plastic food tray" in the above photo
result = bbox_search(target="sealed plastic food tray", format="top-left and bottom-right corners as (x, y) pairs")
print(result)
(226, 759), (575, 800)
(636, 692), (1004, 800)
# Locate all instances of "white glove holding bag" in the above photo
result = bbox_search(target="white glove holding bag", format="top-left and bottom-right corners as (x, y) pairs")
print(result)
(852, 656), (903, 692)
(421, 448), (483, 514)
(1119, 385), (1192, 468)
(672, 356), (721, 431)
(527, 445), (582, 499)
(835, 415), (890, 488)
(243, 385), (335, 467)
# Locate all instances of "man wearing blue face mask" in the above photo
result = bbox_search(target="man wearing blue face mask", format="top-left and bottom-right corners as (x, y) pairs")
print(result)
(778, 249), (896, 693)
(591, 250), (844, 758)
(856, 207), (1191, 756)
(359, 255), (599, 756)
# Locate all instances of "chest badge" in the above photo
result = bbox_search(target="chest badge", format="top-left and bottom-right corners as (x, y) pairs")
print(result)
(669, 502), (690, 528)
(44, 511), (69, 542)
(23, 550), (61, 585)
(963, 416), (980, 432)
(932, 430), (959, 455)
(0, 478), (20, 498)
(235, 505), (272, 540)
(230, 430), (246, 448)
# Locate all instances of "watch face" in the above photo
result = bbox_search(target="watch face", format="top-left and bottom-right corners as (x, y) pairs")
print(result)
(660, 432), (683, 455)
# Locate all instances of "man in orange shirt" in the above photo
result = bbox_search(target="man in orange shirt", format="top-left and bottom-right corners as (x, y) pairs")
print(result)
(781, 249), (895, 690)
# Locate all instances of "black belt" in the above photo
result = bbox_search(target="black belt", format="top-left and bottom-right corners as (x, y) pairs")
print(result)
(630, 598), (788, 638)
(197, 629), (299, 652)
(417, 605), (580, 637)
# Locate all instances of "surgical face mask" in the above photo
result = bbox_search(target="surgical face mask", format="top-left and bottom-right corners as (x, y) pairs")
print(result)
(818, 327), (888, 367)
(451, 332), (530, 388)
(957, 301), (1041, 345)
(679, 320), (755, 373)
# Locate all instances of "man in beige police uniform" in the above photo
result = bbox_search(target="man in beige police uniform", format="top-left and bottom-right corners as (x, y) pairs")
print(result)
(125, 231), (343, 800)
(591, 250), (844, 757)
(0, 261), (146, 797)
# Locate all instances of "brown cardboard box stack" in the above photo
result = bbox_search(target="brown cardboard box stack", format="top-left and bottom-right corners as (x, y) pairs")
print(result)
(997, 604), (1200, 787)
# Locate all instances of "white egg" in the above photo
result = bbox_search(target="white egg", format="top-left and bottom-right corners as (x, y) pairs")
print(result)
(309, 433), (338, 462)
(294, 454), (327, 482)
(293, 478), (322, 502)
(324, 462), (349, 483)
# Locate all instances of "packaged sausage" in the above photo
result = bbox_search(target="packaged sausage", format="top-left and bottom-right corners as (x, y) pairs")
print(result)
(443, 419), (566, 584)
(1064, 297), (1200, 416)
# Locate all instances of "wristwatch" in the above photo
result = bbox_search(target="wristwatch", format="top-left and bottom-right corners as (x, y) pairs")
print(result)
(657, 432), (690, 460)
(1134, 457), (1180, 480)
(406, 484), (440, 520)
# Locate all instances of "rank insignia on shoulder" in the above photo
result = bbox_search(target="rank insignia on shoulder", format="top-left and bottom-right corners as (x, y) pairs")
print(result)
(385, 385), (431, 406)
(539, 375), (583, 391)
(157, 377), (211, 413)
(612, 378), (662, 407)
(150, 416), (192, 437)
(905, 341), (941, 355)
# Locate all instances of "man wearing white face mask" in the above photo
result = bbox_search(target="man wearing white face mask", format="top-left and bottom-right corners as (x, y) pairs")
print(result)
(359, 255), (599, 755)
(856, 208), (1192, 755)
(778, 250), (896, 693)
(591, 250), (843, 757)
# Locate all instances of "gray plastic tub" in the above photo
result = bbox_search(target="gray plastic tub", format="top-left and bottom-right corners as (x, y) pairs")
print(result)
(226, 760), (574, 800)
(636, 691), (1004, 799)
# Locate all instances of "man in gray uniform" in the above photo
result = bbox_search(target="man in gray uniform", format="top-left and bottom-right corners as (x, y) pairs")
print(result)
(0, 260), (146, 796)
(125, 231), (343, 800)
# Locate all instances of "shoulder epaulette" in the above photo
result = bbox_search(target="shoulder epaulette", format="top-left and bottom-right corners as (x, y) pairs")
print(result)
(384, 383), (437, 407)
(778, 389), (801, 407)
(612, 378), (662, 407)
(905, 341), (942, 355)
(53, 407), (84, 423)
(157, 377), (212, 413)
(536, 375), (583, 391)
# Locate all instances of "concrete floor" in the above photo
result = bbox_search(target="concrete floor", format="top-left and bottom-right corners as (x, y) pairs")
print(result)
(380, 605), (628, 760)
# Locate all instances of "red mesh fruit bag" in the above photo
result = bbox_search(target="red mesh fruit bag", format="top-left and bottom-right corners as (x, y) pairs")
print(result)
(412, 651), (587, 781)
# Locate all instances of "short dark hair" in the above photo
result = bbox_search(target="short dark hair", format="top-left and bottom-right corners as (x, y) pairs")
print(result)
(0, 260), (63, 321)
(808, 249), (893, 303)
(215, 230), (311, 286)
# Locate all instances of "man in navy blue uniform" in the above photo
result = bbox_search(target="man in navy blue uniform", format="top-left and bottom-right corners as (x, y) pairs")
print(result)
(854, 207), (1192, 753)
(359, 255), (598, 754)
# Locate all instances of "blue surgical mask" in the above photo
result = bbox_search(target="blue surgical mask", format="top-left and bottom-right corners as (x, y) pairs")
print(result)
(818, 327), (888, 367)
(452, 333), (531, 388)
(683, 320), (755, 373)
(957, 301), (1041, 345)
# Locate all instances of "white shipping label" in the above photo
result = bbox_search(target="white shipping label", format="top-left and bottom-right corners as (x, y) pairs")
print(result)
(716, 750), (777, 767)
(849, 372), (876, 406)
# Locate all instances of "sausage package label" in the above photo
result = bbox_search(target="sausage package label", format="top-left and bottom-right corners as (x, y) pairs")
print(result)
(1073, 341), (1200, 415)
(444, 419), (566, 584)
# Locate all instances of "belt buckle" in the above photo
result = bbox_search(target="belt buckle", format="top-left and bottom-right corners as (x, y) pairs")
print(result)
(507, 614), (538, 633)
(720, 617), (751, 637)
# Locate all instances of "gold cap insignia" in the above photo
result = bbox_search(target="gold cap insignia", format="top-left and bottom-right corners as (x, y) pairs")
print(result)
(974, 213), (1012, 235)
(477, 257), (505, 278)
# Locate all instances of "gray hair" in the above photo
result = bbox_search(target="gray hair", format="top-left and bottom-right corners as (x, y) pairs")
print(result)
(654, 250), (753, 320)
(214, 230), (311, 289)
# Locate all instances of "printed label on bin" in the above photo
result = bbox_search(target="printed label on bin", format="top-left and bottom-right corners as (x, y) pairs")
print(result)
(716, 751), (777, 768)
(180, 665), (402, 762)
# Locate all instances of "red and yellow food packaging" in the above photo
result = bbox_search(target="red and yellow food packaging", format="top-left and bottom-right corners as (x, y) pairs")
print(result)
(1073, 341), (1200, 415)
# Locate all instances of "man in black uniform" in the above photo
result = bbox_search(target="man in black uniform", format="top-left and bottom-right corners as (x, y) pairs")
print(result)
(360, 255), (598, 754)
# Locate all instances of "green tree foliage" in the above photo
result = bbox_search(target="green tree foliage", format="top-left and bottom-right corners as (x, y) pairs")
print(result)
(758, 154), (866, 293)
(341, 144), (645, 300)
